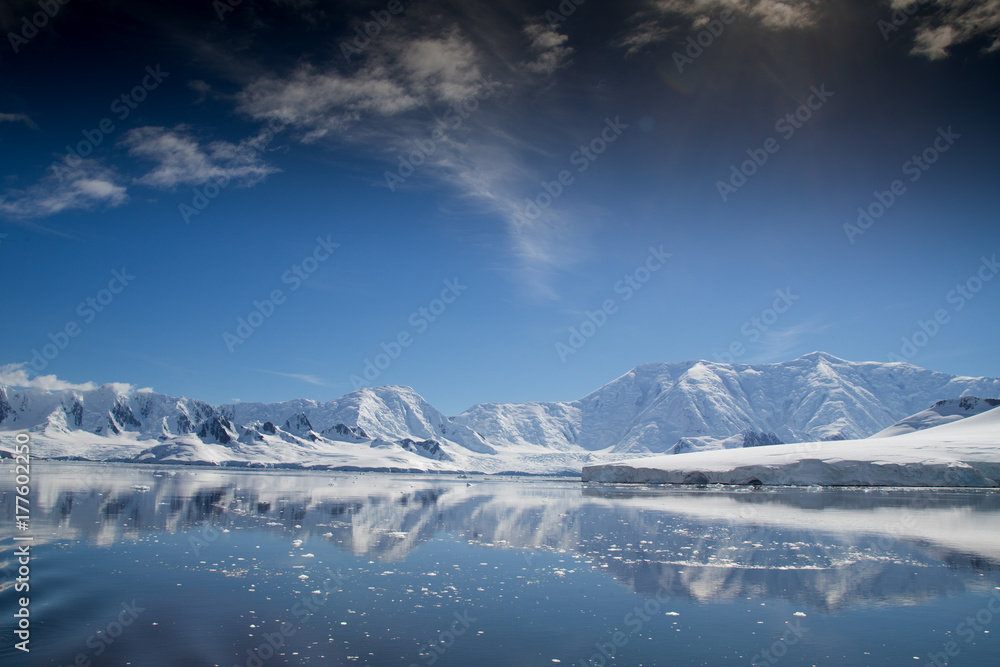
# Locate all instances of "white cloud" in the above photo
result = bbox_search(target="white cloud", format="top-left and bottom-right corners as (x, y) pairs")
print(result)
(237, 31), (484, 139)
(239, 64), (415, 133)
(400, 33), (486, 100)
(749, 0), (823, 28)
(0, 363), (133, 393)
(522, 23), (573, 74)
(904, 0), (1000, 60)
(122, 125), (280, 189)
(913, 23), (959, 59)
(0, 160), (127, 220)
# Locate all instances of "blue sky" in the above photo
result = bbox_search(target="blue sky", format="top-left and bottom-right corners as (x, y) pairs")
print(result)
(1, 0), (998, 415)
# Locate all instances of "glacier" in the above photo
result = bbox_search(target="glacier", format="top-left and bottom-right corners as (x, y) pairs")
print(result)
(582, 403), (1000, 487)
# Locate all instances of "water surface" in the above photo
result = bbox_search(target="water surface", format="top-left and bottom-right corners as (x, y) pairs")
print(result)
(2, 463), (999, 666)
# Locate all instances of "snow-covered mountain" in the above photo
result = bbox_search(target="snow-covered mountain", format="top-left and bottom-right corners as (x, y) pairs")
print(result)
(0, 383), (501, 472)
(219, 385), (495, 455)
(1, 352), (998, 473)
(454, 352), (1000, 455)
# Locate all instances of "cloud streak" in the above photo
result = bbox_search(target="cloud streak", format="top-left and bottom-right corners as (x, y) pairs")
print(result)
(0, 112), (37, 129)
(745, 317), (832, 363)
(256, 369), (328, 385)
(122, 125), (280, 189)
(615, 0), (825, 54)
(0, 160), (127, 220)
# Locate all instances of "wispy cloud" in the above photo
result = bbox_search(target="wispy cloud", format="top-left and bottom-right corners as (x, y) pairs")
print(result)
(615, 20), (675, 57)
(746, 0), (824, 28)
(664, 0), (823, 29)
(237, 30), (485, 140)
(0, 112), (37, 129)
(618, 0), (1000, 59)
(187, 79), (212, 105)
(418, 128), (592, 300)
(902, 0), (1000, 59)
(522, 22), (574, 74)
(256, 369), (327, 386)
(745, 317), (832, 363)
(0, 362), (135, 393)
(233, 17), (589, 299)
(122, 124), (280, 189)
(0, 160), (127, 220)
(616, 0), (825, 52)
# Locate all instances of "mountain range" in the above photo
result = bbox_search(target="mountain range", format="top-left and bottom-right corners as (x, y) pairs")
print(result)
(2, 352), (998, 474)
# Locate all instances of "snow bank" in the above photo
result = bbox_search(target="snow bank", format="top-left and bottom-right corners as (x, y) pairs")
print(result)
(582, 406), (1000, 487)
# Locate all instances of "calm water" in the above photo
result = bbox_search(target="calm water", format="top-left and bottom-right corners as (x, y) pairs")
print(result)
(2, 463), (999, 666)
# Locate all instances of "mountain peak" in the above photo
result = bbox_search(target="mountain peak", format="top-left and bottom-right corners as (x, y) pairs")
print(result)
(795, 351), (849, 364)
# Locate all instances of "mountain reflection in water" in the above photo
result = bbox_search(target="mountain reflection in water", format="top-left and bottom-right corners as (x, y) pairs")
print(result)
(2, 463), (999, 666)
(10, 464), (1000, 606)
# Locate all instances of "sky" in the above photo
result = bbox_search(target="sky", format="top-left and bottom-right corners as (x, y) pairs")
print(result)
(0, 0), (998, 415)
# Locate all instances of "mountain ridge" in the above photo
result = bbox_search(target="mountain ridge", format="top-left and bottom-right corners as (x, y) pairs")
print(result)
(2, 353), (999, 473)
